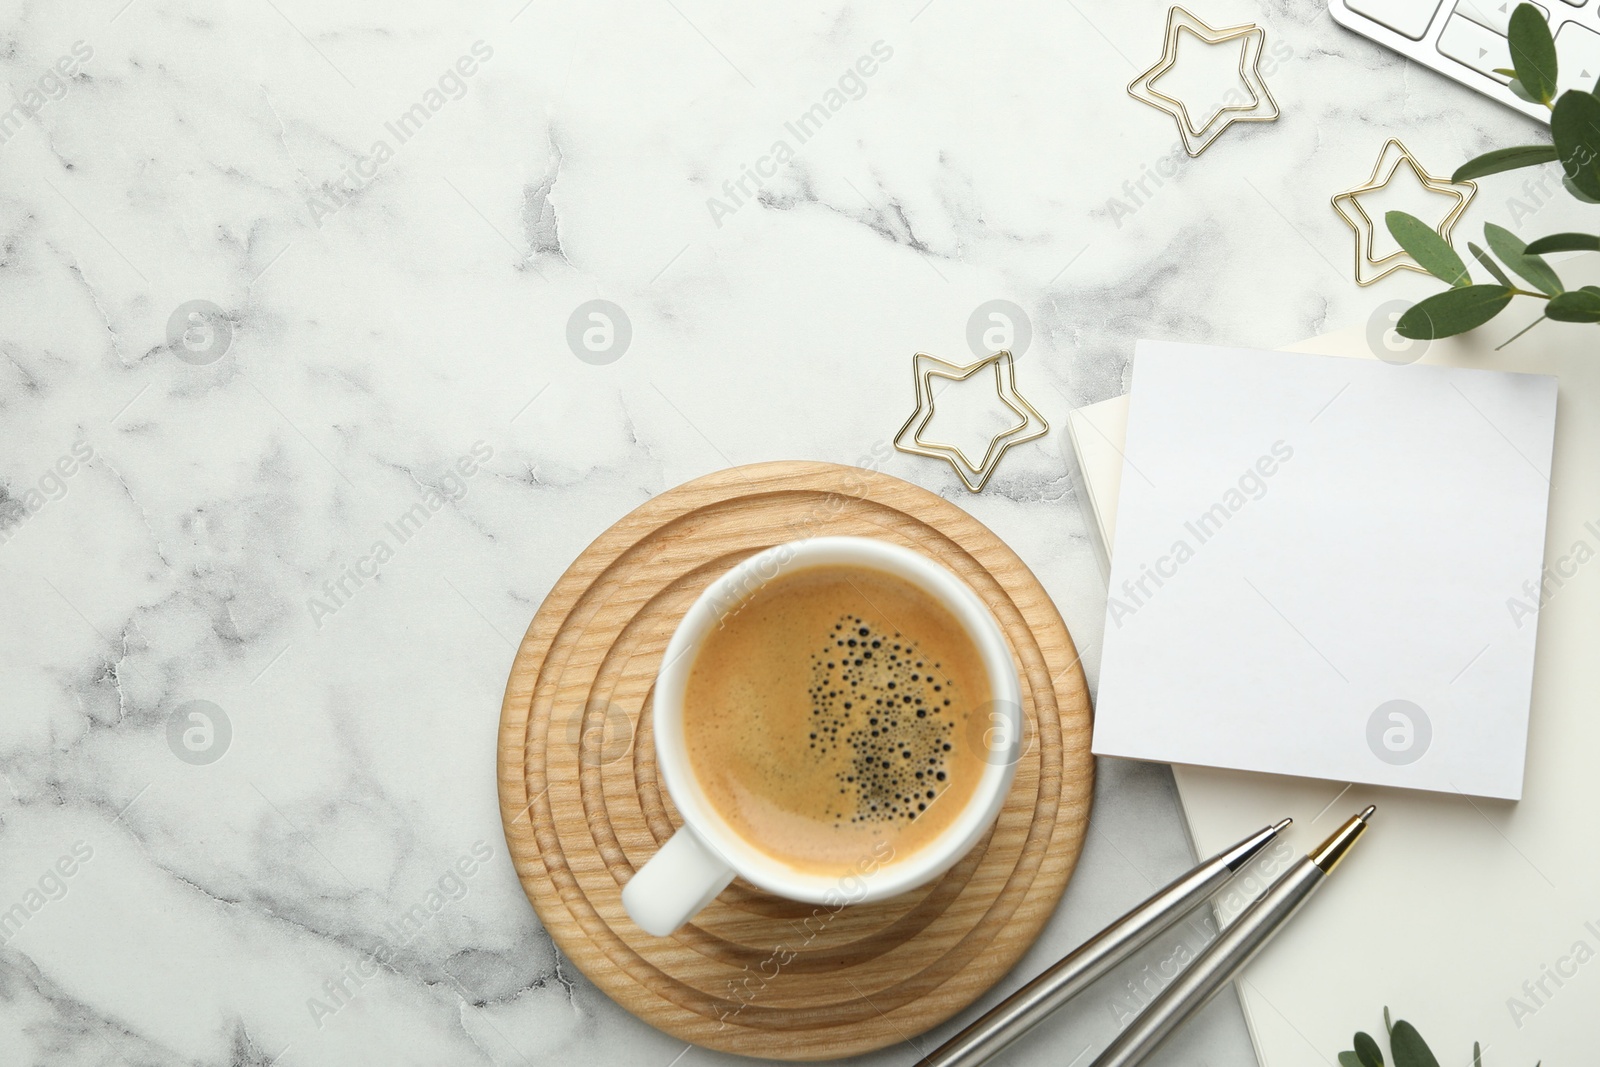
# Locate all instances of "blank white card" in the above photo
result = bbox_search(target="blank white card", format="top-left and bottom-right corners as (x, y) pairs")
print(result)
(1092, 341), (1558, 799)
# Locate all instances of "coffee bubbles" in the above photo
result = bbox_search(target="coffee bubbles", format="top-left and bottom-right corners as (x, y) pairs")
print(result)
(807, 616), (957, 824)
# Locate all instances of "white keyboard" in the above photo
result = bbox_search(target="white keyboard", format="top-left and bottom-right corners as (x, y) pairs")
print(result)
(1330, 0), (1600, 122)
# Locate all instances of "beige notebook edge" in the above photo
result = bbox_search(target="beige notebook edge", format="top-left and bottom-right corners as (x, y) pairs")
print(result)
(1069, 293), (1598, 1065)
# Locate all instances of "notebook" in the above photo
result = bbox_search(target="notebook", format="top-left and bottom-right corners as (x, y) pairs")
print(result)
(1070, 304), (1600, 1064)
(1092, 341), (1557, 801)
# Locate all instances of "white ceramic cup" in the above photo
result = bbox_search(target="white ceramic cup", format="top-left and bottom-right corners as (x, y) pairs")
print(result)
(621, 536), (1023, 937)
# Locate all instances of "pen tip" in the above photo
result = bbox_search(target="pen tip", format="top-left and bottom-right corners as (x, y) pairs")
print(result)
(1359, 804), (1376, 821)
(1272, 817), (1292, 832)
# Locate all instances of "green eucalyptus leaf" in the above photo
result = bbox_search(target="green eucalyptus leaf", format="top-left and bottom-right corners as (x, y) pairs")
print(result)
(1384, 1008), (1394, 1035)
(1485, 222), (1564, 294)
(1469, 242), (1514, 287)
(1396, 285), (1515, 339)
(1545, 288), (1600, 321)
(1452, 144), (1559, 181)
(1525, 232), (1600, 254)
(1551, 90), (1600, 200)
(1354, 1031), (1386, 1067)
(1473, 1041), (1483, 1067)
(1387, 211), (1470, 286)
(1508, 3), (1559, 106)
(1339, 1054), (1364, 1067)
(1388, 1020), (1441, 1067)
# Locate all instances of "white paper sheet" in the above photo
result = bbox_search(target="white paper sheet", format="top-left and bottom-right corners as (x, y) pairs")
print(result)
(1092, 340), (1557, 800)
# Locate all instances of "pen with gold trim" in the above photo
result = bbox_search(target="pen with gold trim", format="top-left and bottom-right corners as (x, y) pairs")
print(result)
(1087, 805), (1377, 1067)
(916, 816), (1293, 1067)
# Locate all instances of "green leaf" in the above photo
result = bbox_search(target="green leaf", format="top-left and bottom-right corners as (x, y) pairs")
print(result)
(1387, 211), (1470, 286)
(1384, 1008), (1394, 1035)
(1508, 3), (1559, 106)
(1525, 232), (1600, 254)
(1354, 1031), (1386, 1067)
(1469, 242), (1514, 287)
(1339, 1055), (1364, 1067)
(1396, 286), (1516, 339)
(1551, 90), (1600, 200)
(1545, 288), (1600, 321)
(1485, 222), (1564, 294)
(1473, 1041), (1483, 1067)
(1452, 144), (1560, 181)
(1388, 1020), (1441, 1067)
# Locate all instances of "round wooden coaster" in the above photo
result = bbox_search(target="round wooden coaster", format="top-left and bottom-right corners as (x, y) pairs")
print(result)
(497, 461), (1093, 1060)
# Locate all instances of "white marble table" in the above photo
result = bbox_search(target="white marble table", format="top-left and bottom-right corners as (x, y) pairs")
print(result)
(0, 0), (1561, 1064)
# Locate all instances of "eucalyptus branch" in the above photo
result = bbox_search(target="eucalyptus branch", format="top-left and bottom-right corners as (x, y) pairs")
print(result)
(1339, 1008), (1538, 1067)
(1386, 2), (1600, 343)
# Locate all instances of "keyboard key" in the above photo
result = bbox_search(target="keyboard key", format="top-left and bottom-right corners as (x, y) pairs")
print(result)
(1438, 14), (1514, 78)
(1556, 0), (1586, 8)
(1455, 0), (1546, 34)
(1555, 22), (1600, 94)
(1347, 0), (1444, 39)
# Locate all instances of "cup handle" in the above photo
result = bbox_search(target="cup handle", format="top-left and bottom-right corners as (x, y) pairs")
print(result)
(621, 827), (736, 936)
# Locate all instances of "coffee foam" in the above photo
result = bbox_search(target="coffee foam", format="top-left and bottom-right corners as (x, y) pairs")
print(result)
(807, 616), (957, 824)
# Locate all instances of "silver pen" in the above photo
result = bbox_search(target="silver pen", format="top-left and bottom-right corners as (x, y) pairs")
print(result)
(1088, 805), (1377, 1067)
(916, 816), (1293, 1067)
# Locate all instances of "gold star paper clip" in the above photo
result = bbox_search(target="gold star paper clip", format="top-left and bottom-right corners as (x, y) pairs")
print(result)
(893, 351), (1048, 493)
(1330, 138), (1477, 286)
(1127, 6), (1281, 157)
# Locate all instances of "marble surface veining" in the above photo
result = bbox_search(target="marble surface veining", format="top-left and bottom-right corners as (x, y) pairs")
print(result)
(0, 0), (1572, 1064)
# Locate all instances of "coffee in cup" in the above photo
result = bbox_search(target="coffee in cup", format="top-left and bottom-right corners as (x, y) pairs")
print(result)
(683, 563), (992, 875)
(622, 536), (1021, 937)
